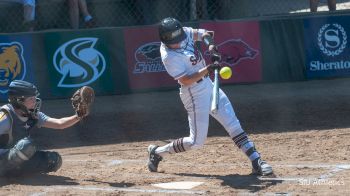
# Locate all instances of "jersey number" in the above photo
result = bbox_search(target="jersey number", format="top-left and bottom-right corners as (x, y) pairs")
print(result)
(190, 56), (198, 65)
(190, 48), (203, 65)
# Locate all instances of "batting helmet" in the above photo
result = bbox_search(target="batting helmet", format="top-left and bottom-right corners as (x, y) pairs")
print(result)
(159, 17), (187, 45)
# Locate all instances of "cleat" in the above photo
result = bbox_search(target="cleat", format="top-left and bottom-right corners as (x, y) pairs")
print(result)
(252, 158), (273, 176)
(147, 145), (163, 172)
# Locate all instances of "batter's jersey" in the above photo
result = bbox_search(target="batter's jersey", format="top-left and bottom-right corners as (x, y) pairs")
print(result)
(160, 27), (207, 84)
(0, 104), (49, 154)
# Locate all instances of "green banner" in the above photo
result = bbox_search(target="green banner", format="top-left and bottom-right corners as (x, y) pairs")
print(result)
(260, 19), (306, 82)
(42, 28), (129, 98)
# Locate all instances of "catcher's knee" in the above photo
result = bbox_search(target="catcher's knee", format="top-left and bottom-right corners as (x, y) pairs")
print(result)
(8, 137), (36, 166)
(46, 151), (62, 172)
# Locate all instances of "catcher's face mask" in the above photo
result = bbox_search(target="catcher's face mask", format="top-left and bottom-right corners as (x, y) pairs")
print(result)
(22, 96), (42, 118)
(23, 96), (37, 109)
(31, 97), (42, 118)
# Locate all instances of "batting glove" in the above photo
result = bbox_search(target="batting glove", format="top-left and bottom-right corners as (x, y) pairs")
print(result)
(207, 61), (221, 72)
(210, 53), (221, 63)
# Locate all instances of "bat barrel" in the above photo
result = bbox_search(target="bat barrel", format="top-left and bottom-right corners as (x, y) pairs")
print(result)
(210, 68), (219, 114)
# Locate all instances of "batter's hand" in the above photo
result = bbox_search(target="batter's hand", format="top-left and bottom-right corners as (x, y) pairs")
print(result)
(208, 45), (218, 54)
(207, 61), (221, 72)
(210, 53), (221, 63)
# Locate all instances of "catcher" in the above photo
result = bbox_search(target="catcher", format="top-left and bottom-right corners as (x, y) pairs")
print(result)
(0, 80), (94, 177)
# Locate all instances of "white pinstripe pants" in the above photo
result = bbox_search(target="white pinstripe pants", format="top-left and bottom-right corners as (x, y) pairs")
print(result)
(179, 77), (244, 150)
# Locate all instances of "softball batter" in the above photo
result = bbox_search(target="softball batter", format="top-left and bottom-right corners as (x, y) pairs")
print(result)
(147, 17), (273, 176)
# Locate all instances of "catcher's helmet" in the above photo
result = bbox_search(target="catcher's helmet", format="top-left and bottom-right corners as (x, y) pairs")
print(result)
(159, 17), (187, 45)
(8, 80), (39, 99)
(8, 80), (41, 117)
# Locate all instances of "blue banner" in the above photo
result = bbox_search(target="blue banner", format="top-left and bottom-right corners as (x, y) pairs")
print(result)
(0, 35), (35, 101)
(304, 15), (350, 78)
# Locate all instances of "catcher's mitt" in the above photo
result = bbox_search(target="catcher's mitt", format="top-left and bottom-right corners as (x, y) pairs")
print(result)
(71, 86), (95, 118)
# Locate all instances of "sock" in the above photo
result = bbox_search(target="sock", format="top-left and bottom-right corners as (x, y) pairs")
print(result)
(232, 132), (260, 161)
(155, 143), (172, 157)
(155, 138), (187, 157)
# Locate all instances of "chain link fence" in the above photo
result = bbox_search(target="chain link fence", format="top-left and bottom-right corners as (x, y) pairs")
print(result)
(1, 0), (350, 33)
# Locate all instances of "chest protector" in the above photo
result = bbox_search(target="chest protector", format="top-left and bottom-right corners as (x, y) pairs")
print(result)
(0, 104), (37, 149)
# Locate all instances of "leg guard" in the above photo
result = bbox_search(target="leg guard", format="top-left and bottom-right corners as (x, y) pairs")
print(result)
(21, 151), (62, 174)
(0, 137), (36, 177)
(7, 137), (36, 167)
(46, 151), (62, 172)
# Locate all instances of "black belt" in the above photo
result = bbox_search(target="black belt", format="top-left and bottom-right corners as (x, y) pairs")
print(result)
(197, 75), (208, 84)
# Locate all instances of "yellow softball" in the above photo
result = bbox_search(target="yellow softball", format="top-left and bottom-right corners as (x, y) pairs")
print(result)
(219, 66), (232, 79)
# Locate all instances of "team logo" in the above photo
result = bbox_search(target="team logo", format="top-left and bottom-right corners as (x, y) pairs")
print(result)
(189, 41), (203, 66)
(0, 42), (26, 93)
(133, 42), (165, 74)
(53, 37), (106, 87)
(318, 23), (347, 57)
(205, 39), (258, 67)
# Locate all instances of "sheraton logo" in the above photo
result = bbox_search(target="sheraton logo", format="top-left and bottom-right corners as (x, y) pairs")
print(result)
(310, 60), (350, 71)
(318, 23), (347, 57)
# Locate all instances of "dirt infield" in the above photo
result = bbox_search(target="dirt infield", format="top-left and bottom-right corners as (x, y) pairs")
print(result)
(1, 78), (350, 195)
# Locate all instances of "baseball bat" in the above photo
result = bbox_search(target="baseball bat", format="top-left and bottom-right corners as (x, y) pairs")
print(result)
(210, 63), (219, 114)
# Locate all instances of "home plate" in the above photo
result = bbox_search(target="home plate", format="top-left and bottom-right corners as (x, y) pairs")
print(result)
(152, 181), (204, 190)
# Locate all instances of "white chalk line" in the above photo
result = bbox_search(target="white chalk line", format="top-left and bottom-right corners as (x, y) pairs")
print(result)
(65, 159), (350, 169)
(29, 192), (47, 196)
(259, 164), (350, 183)
(282, 164), (350, 169)
(29, 185), (206, 195)
(318, 164), (350, 179)
(258, 177), (301, 182)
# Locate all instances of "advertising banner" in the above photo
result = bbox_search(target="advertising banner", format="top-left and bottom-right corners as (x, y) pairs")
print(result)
(43, 29), (125, 97)
(304, 16), (350, 78)
(124, 26), (177, 91)
(200, 21), (262, 84)
(0, 34), (35, 101)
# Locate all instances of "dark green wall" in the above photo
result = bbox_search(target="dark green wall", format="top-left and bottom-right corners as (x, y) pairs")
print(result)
(260, 19), (306, 82)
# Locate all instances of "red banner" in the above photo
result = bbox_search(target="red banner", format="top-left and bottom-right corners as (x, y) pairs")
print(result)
(200, 21), (262, 84)
(124, 27), (177, 90)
